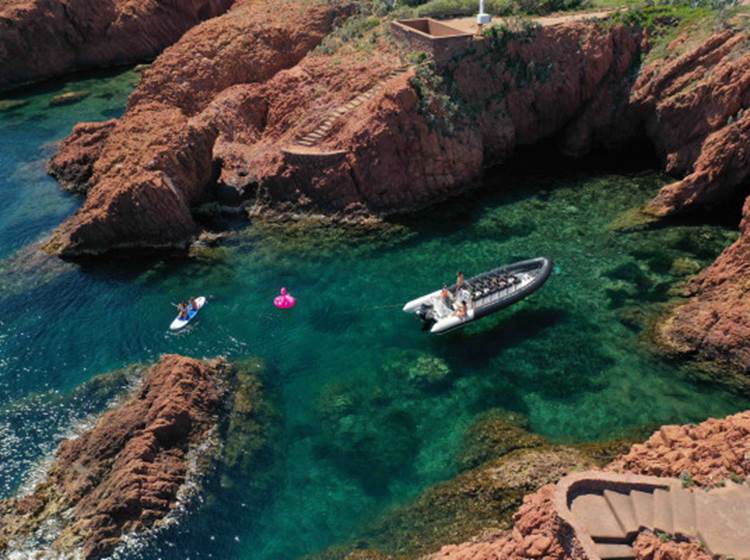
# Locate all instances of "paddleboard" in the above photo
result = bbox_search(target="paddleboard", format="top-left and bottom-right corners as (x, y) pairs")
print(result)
(170, 297), (206, 331)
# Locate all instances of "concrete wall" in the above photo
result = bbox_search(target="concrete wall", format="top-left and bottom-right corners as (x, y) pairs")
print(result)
(391, 18), (474, 66)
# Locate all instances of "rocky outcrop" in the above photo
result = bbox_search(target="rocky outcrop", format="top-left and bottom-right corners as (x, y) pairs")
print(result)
(632, 532), (712, 560)
(654, 195), (750, 381)
(424, 411), (750, 560)
(0, 0), (234, 90)
(44, 0), (351, 257)
(46, 16), (641, 255)
(0, 355), (229, 559)
(607, 410), (750, 485)
(48, 120), (117, 193)
(609, 29), (750, 380)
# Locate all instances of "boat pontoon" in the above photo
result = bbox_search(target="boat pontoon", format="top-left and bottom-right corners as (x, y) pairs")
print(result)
(402, 257), (553, 334)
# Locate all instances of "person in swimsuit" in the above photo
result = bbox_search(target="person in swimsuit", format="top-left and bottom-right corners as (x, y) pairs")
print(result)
(441, 285), (453, 308)
(455, 271), (464, 295)
(177, 301), (188, 319)
(189, 297), (198, 312)
(456, 300), (468, 319)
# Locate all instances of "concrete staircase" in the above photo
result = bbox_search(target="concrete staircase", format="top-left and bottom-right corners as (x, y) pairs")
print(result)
(293, 65), (410, 148)
(556, 472), (750, 560)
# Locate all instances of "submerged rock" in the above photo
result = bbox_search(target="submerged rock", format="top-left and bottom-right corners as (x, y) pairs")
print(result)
(0, 355), (231, 559)
(0, 99), (28, 112)
(49, 91), (90, 107)
(355, 446), (595, 558)
(458, 409), (545, 471)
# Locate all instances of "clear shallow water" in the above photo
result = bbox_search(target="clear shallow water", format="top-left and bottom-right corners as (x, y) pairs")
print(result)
(1, 70), (749, 560)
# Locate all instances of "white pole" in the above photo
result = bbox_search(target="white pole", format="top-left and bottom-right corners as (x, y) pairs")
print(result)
(477, 0), (491, 30)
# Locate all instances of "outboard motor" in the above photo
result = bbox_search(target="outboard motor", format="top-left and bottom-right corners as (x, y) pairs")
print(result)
(416, 302), (436, 329)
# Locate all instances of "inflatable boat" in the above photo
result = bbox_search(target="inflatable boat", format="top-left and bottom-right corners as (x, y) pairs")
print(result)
(402, 257), (553, 334)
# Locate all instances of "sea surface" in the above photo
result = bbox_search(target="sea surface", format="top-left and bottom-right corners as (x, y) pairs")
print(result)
(0, 68), (748, 560)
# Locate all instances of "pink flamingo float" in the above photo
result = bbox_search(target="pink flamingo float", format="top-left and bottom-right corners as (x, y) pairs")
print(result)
(274, 287), (296, 309)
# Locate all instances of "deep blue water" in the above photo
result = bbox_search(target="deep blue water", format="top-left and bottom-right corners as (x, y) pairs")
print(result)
(0, 69), (748, 560)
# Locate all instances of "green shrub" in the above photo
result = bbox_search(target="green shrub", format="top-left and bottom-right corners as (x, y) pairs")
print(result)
(409, 60), (462, 133)
(316, 15), (382, 54)
(414, 0), (589, 17)
(416, 0), (515, 18)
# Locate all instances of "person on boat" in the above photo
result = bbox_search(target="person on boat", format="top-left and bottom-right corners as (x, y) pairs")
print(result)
(440, 285), (453, 308)
(189, 297), (198, 311)
(177, 301), (188, 320)
(455, 271), (464, 295)
(456, 300), (468, 319)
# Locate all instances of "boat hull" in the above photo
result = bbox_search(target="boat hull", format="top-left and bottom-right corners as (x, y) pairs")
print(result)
(403, 257), (553, 334)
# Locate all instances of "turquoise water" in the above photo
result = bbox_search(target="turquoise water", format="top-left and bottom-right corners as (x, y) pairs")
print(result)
(1, 70), (748, 560)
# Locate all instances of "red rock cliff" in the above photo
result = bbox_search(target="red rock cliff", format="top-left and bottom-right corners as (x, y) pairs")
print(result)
(623, 29), (750, 381)
(0, 0), (235, 90)
(0, 354), (228, 559)
(45, 0), (350, 256)
(46, 15), (641, 255)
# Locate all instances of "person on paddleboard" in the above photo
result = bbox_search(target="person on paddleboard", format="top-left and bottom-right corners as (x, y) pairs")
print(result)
(189, 297), (198, 311)
(177, 301), (188, 319)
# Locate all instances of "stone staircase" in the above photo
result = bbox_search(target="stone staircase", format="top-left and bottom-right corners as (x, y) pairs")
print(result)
(293, 65), (410, 148)
(556, 472), (750, 560)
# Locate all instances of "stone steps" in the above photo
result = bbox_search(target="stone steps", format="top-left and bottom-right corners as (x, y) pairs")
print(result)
(595, 543), (635, 560)
(559, 473), (750, 560)
(604, 490), (638, 537)
(570, 494), (627, 542)
(630, 490), (653, 529)
(671, 487), (696, 537)
(652, 488), (673, 534)
(291, 65), (410, 149)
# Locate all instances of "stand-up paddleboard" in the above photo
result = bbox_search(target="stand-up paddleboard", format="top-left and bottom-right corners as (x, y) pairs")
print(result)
(170, 297), (206, 331)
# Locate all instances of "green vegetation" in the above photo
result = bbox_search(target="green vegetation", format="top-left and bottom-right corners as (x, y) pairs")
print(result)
(409, 59), (463, 133)
(680, 470), (696, 488)
(316, 14), (383, 54)
(600, 0), (746, 63)
(656, 530), (674, 542)
(408, 0), (590, 18)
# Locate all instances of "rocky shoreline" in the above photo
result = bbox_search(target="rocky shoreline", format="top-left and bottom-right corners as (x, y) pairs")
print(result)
(318, 411), (750, 560)
(1, 1), (749, 558)
(0, 354), (274, 560)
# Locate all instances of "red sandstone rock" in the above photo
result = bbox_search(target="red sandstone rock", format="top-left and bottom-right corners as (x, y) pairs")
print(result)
(654, 194), (750, 377)
(0, 354), (228, 559)
(46, 17), (641, 255)
(425, 485), (587, 560)
(607, 410), (750, 486)
(0, 0), (234, 90)
(48, 120), (117, 194)
(633, 531), (712, 560)
(44, 0), (351, 257)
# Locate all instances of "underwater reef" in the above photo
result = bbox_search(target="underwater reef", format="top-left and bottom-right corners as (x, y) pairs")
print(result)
(318, 410), (750, 560)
